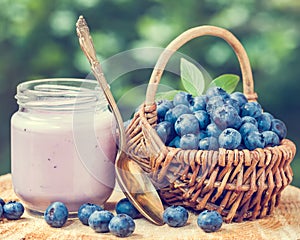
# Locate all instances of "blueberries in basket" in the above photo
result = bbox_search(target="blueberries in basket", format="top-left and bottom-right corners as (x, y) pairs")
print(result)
(173, 91), (193, 106)
(271, 119), (287, 140)
(218, 128), (241, 150)
(108, 214), (135, 237)
(257, 113), (272, 132)
(211, 104), (242, 130)
(153, 87), (288, 151)
(157, 99), (174, 121)
(240, 101), (263, 118)
(175, 114), (200, 136)
(0, 198), (5, 207)
(199, 137), (219, 150)
(3, 201), (24, 220)
(180, 134), (199, 150)
(165, 104), (192, 124)
(230, 91), (248, 107)
(44, 202), (68, 228)
(115, 198), (140, 219)
(197, 210), (223, 233)
(190, 95), (206, 112)
(163, 205), (189, 227)
(88, 210), (114, 233)
(194, 110), (210, 129)
(78, 203), (103, 225)
(262, 131), (280, 147)
(243, 131), (265, 150)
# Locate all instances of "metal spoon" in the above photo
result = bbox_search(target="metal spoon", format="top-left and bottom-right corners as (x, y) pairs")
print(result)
(76, 16), (164, 225)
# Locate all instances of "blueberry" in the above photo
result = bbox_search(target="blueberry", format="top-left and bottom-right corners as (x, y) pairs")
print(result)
(78, 203), (103, 225)
(197, 210), (223, 233)
(175, 114), (200, 136)
(0, 204), (3, 218)
(194, 110), (210, 129)
(156, 99), (174, 120)
(257, 113), (272, 132)
(163, 205), (189, 227)
(173, 91), (193, 106)
(189, 95), (206, 111)
(108, 214), (135, 238)
(88, 210), (114, 233)
(205, 96), (226, 114)
(230, 92), (248, 107)
(241, 116), (258, 126)
(218, 128), (241, 150)
(271, 119), (287, 140)
(211, 104), (242, 130)
(180, 134), (199, 150)
(206, 87), (229, 101)
(226, 98), (240, 113)
(206, 123), (222, 137)
(155, 121), (175, 144)
(3, 201), (24, 220)
(239, 122), (259, 138)
(169, 136), (181, 148)
(243, 131), (265, 150)
(199, 137), (219, 150)
(262, 131), (280, 147)
(0, 198), (5, 207)
(263, 112), (274, 120)
(197, 131), (208, 140)
(116, 198), (140, 219)
(44, 202), (68, 228)
(240, 102), (263, 118)
(165, 104), (192, 124)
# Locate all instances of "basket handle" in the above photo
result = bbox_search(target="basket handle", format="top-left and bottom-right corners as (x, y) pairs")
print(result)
(145, 25), (257, 106)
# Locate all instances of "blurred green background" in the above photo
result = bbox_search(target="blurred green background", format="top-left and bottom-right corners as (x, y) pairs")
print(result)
(0, 0), (299, 186)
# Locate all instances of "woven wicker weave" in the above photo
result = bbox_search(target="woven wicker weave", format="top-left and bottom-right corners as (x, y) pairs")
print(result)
(125, 26), (296, 223)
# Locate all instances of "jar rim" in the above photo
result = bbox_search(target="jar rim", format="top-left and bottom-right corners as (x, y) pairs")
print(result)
(16, 78), (107, 111)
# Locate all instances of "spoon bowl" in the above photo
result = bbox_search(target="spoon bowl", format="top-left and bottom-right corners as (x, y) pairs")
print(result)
(76, 16), (164, 225)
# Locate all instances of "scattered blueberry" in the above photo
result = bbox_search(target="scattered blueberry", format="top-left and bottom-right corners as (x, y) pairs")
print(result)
(88, 210), (114, 233)
(197, 210), (223, 233)
(218, 128), (241, 150)
(78, 203), (103, 225)
(163, 205), (189, 227)
(271, 119), (287, 140)
(199, 137), (219, 150)
(173, 91), (193, 106)
(3, 201), (24, 220)
(44, 202), (68, 228)
(262, 131), (280, 147)
(175, 114), (200, 136)
(180, 134), (199, 150)
(109, 214), (135, 238)
(115, 198), (140, 219)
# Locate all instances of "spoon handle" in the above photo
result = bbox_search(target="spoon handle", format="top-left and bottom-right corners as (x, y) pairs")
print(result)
(76, 16), (126, 146)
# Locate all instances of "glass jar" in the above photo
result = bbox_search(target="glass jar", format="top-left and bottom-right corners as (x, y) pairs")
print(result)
(11, 78), (117, 216)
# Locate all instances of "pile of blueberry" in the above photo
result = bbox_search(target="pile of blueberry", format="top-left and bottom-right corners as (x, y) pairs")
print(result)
(155, 87), (287, 151)
(44, 198), (138, 237)
(0, 198), (24, 220)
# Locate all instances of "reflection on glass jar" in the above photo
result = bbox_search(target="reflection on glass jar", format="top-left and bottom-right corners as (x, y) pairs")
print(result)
(11, 78), (117, 216)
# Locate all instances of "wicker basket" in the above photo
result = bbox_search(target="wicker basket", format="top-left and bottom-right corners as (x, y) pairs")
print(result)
(125, 26), (296, 223)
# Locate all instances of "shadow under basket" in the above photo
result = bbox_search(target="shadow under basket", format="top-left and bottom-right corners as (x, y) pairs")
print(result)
(125, 25), (297, 223)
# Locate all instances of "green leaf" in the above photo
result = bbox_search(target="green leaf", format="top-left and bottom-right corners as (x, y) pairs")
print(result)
(208, 74), (240, 93)
(155, 90), (181, 101)
(180, 58), (205, 96)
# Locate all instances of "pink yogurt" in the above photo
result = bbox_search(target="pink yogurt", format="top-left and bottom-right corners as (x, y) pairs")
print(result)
(11, 79), (117, 214)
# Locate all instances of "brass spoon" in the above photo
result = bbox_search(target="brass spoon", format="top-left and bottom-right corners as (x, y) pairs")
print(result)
(76, 16), (164, 225)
